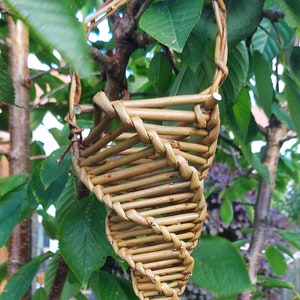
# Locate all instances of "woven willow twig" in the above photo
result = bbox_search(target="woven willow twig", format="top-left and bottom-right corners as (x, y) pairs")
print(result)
(69, 1), (228, 299)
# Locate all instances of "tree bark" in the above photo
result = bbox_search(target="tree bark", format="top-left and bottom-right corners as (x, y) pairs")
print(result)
(241, 121), (287, 300)
(47, 256), (69, 300)
(7, 18), (31, 299)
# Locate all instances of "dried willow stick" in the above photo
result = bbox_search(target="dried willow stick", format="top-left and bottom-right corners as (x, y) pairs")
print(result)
(102, 171), (179, 194)
(89, 146), (156, 175)
(91, 158), (168, 185)
(113, 223), (196, 240)
(111, 181), (191, 203)
(117, 191), (193, 210)
(117, 232), (195, 247)
(110, 213), (200, 231)
(80, 125), (126, 157)
(80, 135), (140, 167)
(84, 0), (129, 29)
(82, 115), (112, 146)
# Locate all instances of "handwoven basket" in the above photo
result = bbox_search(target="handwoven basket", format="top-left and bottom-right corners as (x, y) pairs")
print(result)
(69, 1), (228, 299)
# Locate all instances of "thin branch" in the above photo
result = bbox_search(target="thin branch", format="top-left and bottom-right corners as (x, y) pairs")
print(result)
(30, 154), (46, 161)
(0, 2), (11, 15)
(234, 201), (255, 207)
(257, 24), (282, 49)
(40, 82), (69, 100)
(29, 66), (68, 81)
(134, 0), (153, 22)
(281, 134), (298, 144)
(90, 46), (114, 70)
(219, 132), (243, 155)
(0, 149), (10, 157)
(262, 9), (284, 22)
(163, 45), (179, 75)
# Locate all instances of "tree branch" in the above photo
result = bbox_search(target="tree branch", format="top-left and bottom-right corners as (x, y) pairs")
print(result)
(7, 17), (32, 300)
(47, 256), (69, 300)
(100, 0), (153, 100)
(241, 122), (288, 300)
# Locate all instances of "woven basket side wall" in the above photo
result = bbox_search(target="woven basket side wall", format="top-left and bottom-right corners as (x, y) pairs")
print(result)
(69, 1), (228, 299)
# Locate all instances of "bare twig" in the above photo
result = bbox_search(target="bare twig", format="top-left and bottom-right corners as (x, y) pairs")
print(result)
(30, 154), (47, 161)
(40, 83), (69, 100)
(29, 66), (68, 81)
(134, 0), (152, 22)
(90, 46), (114, 70)
(0, 149), (10, 157)
(262, 9), (284, 22)
(219, 132), (243, 155)
(163, 45), (179, 75)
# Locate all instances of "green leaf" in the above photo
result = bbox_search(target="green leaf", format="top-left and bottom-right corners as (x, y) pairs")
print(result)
(148, 52), (173, 93)
(0, 173), (28, 197)
(284, 71), (300, 139)
(225, 0), (263, 49)
(0, 261), (7, 283)
(41, 211), (58, 239)
(232, 87), (251, 140)
(44, 254), (59, 294)
(61, 269), (82, 300)
(89, 270), (138, 300)
(253, 51), (274, 117)
(40, 148), (71, 188)
(0, 185), (27, 246)
(223, 42), (249, 103)
(192, 235), (252, 296)
(280, 0), (300, 28)
(49, 127), (70, 147)
(170, 40), (216, 97)
(32, 288), (47, 300)
(220, 199), (234, 225)
(0, 252), (53, 300)
(290, 46), (300, 79)
(233, 133), (270, 183)
(55, 176), (77, 224)
(139, 0), (203, 52)
(274, 242), (294, 260)
(271, 102), (294, 131)
(252, 19), (295, 61)
(0, 54), (14, 105)
(257, 275), (295, 290)
(170, 64), (200, 96)
(178, 19), (207, 72)
(265, 245), (288, 276)
(4, 0), (93, 78)
(32, 160), (69, 209)
(277, 230), (300, 250)
(58, 195), (113, 289)
(74, 292), (89, 300)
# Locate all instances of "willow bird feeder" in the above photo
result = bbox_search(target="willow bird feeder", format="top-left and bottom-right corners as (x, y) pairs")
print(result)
(69, 0), (228, 299)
